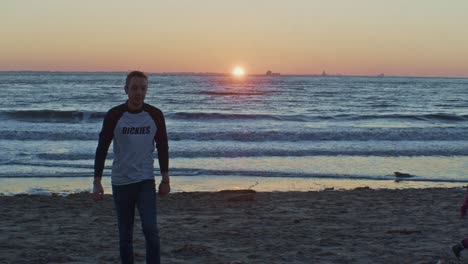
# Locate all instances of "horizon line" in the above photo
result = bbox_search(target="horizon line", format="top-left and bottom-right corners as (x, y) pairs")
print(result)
(0, 70), (467, 79)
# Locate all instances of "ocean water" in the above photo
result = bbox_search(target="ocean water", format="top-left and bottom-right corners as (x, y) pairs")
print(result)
(0, 72), (467, 195)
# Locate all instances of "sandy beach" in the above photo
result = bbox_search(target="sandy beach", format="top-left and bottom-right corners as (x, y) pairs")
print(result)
(1, 188), (468, 264)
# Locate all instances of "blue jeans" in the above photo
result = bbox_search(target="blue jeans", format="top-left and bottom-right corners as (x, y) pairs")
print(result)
(112, 179), (160, 264)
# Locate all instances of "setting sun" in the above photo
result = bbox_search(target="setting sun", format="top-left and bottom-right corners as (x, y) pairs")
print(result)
(232, 67), (245, 77)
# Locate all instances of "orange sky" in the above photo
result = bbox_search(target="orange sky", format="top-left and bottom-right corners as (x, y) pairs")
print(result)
(1, 1), (467, 77)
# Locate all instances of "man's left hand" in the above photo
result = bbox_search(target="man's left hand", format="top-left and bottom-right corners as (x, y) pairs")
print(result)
(158, 181), (170, 197)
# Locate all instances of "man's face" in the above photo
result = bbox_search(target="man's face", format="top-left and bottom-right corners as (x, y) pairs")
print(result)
(125, 76), (148, 108)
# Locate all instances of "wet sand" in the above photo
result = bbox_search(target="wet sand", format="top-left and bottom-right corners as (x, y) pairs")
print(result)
(1, 188), (468, 264)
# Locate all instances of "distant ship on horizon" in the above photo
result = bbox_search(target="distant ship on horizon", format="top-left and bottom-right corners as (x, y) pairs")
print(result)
(266, 70), (281, 76)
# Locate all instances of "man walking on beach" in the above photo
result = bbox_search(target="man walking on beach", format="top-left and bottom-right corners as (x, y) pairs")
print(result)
(93, 71), (170, 264)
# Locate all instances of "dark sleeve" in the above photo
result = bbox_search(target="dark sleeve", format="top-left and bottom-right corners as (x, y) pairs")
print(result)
(155, 111), (169, 173)
(144, 104), (169, 174)
(151, 109), (169, 174)
(94, 109), (118, 179)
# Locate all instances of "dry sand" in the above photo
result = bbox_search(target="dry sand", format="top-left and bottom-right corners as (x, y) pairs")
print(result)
(1, 188), (468, 264)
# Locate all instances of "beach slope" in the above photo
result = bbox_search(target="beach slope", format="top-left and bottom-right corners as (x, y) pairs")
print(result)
(1, 188), (467, 263)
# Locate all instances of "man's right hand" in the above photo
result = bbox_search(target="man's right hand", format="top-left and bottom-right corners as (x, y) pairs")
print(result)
(93, 180), (104, 201)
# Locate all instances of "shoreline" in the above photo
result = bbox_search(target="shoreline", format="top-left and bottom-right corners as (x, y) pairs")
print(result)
(2, 188), (468, 263)
(0, 176), (466, 196)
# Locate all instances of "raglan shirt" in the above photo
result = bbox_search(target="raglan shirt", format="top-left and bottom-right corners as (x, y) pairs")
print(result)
(94, 103), (169, 185)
